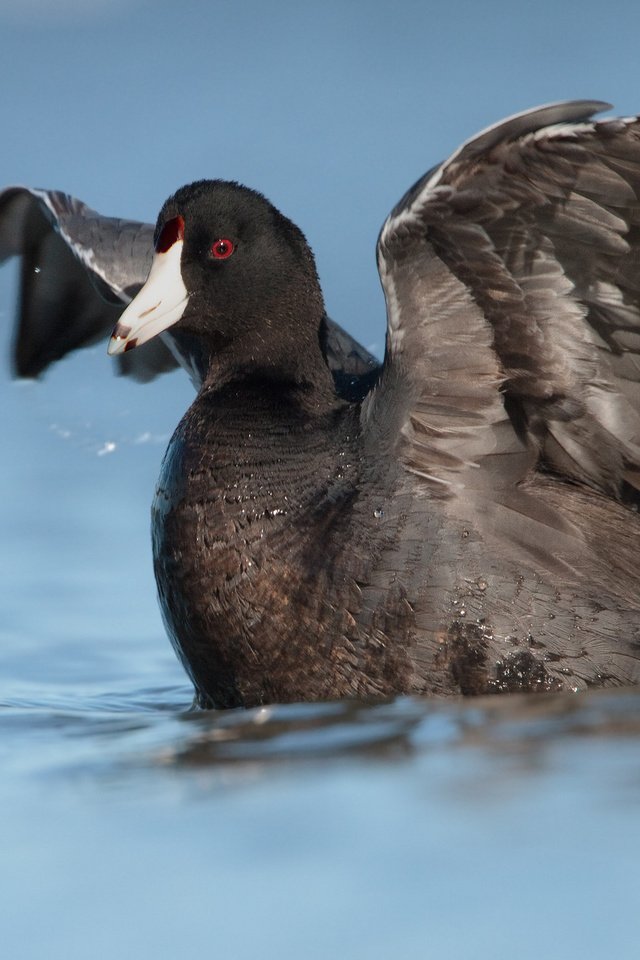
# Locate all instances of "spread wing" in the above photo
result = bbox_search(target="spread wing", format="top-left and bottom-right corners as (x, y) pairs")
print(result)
(0, 186), (380, 393)
(367, 100), (640, 515)
(0, 186), (177, 382)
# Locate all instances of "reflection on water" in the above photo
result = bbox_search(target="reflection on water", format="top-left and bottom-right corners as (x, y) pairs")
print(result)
(166, 688), (640, 771)
(2, 682), (640, 788)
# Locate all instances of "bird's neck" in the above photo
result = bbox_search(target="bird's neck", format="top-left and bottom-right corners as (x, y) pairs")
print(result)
(199, 332), (338, 415)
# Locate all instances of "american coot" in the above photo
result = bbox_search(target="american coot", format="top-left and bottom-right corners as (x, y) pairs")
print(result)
(4, 100), (640, 708)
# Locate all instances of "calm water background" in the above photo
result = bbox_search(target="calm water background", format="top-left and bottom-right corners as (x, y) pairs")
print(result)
(2, 2), (640, 956)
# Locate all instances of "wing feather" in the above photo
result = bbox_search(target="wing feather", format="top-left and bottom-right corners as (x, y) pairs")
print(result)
(370, 101), (640, 508)
(0, 186), (173, 381)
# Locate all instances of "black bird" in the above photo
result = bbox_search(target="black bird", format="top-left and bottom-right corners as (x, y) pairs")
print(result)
(4, 100), (640, 708)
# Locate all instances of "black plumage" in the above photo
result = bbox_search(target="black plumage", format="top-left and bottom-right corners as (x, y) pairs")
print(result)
(4, 100), (640, 707)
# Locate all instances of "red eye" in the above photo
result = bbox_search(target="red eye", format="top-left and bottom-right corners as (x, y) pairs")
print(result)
(211, 238), (235, 260)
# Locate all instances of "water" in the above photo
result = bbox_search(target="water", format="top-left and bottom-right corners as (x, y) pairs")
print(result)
(2, 688), (639, 958)
(2, 267), (640, 958)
